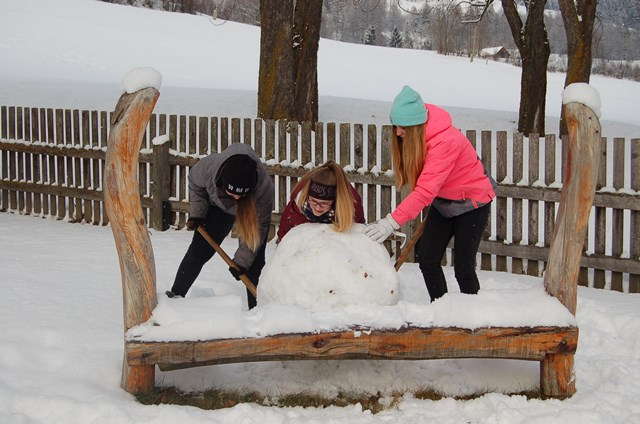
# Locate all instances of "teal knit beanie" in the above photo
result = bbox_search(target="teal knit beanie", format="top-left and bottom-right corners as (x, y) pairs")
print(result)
(389, 85), (428, 126)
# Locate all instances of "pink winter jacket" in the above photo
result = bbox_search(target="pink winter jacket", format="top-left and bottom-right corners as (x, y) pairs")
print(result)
(391, 104), (496, 226)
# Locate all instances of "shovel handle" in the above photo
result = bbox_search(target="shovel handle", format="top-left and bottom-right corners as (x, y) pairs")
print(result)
(394, 208), (429, 271)
(196, 226), (257, 297)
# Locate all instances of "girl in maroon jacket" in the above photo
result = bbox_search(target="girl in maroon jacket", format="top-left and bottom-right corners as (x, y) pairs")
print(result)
(364, 85), (496, 302)
(277, 160), (365, 241)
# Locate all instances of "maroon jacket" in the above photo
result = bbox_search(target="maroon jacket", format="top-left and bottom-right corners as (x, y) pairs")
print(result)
(277, 184), (366, 240)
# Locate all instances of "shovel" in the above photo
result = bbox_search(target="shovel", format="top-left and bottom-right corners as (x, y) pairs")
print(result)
(196, 226), (258, 297)
(394, 209), (428, 271)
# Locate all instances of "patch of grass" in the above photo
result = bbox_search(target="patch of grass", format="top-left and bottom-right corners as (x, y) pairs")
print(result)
(136, 386), (544, 413)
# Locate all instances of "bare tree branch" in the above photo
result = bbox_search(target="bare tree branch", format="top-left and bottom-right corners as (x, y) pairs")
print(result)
(460, 0), (495, 24)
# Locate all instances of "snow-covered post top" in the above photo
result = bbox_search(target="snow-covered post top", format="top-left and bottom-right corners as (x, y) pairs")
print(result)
(561, 82), (601, 119)
(544, 83), (601, 315)
(120, 66), (162, 94)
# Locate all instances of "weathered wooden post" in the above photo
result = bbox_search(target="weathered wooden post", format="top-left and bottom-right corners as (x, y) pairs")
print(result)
(104, 75), (160, 393)
(150, 135), (170, 231)
(542, 83), (601, 397)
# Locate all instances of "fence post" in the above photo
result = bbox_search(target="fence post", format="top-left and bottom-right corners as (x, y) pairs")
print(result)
(150, 135), (170, 231)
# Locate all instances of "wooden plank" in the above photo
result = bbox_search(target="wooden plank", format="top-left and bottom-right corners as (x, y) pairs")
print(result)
(593, 136), (607, 288)
(24, 107), (33, 215)
(55, 109), (65, 220)
(254, 119), (263, 159)
(380, 125), (393, 257)
(39, 107), (49, 216)
(480, 130), (492, 271)
(168, 114), (178, 227)
(7, 107), (17, 210)
(611, 137), (625, 291)
(339, 123), (350, 166)
(31, 107), (42, 215)
(82, 110), (92, 224)
(149, 113), (158, 149)
(326, 122), (336, 162)
(16, 107), (25, 213)
(353, 123), (364, 205)
(73, 109), (83, 222)
(380, 125), (401, 259)
(264, 119), (276, 213)
(101, 110), (110, 226)
(495, 131), (507, 271)
(47, 108), (57, 217)
(543, 134), (556, 249)
(1, 106), (8, 210)
(125, 326), (578, 368)
(528, 134), (540, 277)
(210, 116), (218, 153)
(243, 118), (252, 146)
(289, 121), (300, 197)
(231, 117), (240, 144)
(277, 120), (287, 213)
(511, 132), (524, 274)
(301, 121), (312, 166)
(367, 124), (377, 224)
(220, 117), (229, 151)
(198, 116), (208, 156)
(177, 115), (187, 228)
(89, 110), (100, 224)
(631, 139), (640, 293)
(150, 141), (170, 231)
(314, 121), (324, 165)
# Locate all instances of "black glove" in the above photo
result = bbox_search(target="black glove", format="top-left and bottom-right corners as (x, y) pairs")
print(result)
(229, 266), (246, 281)
(186, 217), (205, 231)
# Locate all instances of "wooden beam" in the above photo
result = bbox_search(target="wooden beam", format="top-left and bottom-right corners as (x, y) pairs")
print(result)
(125, 326), (578, 369)
(544, 101), (601, 315)
(541, 353), (575, 398)
(103, 86), (160, 394)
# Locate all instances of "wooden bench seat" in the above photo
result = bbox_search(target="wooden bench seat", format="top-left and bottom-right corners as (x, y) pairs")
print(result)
(125, 325), (578, 396)
(104, 85), (599, 400)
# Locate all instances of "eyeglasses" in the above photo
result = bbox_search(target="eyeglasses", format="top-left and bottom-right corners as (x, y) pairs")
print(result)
(308, 196), (334, 210)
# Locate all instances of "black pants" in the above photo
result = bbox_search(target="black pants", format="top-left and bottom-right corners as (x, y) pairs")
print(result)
(170, 206), (266, 309)
(418, 202), (491, 302)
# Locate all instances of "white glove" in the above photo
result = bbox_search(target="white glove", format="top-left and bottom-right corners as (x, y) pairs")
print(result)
(363, 213), (400, 243)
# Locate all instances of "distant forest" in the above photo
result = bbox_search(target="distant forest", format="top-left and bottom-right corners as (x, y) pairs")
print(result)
(100, 0), (640, 79)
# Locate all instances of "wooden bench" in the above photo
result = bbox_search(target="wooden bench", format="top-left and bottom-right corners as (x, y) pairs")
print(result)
(104, 85), (600, 399)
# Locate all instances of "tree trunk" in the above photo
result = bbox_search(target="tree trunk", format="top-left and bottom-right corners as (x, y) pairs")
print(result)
(257, 0), (322, 123)
(292, 0), (322, 123)
(502, 0), (549, 136)
(558, 0), (597, 136)
(258, 0), (295, 120)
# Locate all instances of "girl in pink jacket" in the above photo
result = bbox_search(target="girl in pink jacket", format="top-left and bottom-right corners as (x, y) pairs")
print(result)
(364, 85), (496, 301)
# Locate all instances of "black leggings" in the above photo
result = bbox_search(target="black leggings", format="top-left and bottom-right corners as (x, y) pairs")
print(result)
(418, 203), (491, 302)
(170, 206), (266, 309)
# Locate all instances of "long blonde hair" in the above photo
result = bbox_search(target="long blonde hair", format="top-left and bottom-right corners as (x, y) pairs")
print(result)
(294, 160), (356, 232)
(235, 195), (260, 251)
(391, 123), (426, 190)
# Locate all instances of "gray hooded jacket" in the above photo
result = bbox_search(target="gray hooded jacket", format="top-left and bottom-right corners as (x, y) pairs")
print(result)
(188, 143), (274, 268)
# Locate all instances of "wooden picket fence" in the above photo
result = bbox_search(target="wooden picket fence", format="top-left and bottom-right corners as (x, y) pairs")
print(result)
(1, 105), (639, 293)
